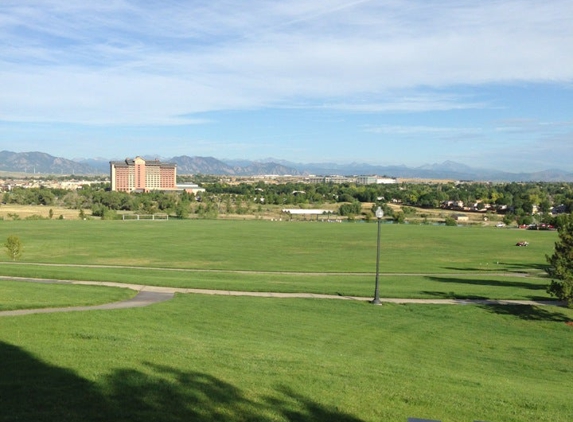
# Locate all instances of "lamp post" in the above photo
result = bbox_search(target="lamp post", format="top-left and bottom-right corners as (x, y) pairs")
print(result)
(372, 206), (384, 305)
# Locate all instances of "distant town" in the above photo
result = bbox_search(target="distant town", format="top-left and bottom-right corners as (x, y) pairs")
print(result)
(0, 154), (571, 229)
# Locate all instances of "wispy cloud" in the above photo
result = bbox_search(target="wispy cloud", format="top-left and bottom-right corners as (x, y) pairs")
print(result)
(494, 118), (573, 134)
(1, 0), (572, 125)
(363, 124), (479, 136)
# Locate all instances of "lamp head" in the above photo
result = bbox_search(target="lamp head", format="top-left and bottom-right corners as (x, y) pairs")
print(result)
(375, 207), (384, 219)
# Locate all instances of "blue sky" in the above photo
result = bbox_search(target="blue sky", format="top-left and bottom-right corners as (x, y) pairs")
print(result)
(1, 0), (572, 172)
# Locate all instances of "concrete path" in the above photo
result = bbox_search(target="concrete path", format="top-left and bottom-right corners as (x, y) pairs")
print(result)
(0, 288), (174, 317)
(68, 280), (567, 306)
(0, 277), (566, 317)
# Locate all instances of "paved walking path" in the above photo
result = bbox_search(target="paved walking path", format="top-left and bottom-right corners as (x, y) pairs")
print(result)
(0, 277), (565, 317)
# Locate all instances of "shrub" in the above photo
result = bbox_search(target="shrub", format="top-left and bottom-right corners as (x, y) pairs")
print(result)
(445, 216), (457, 226)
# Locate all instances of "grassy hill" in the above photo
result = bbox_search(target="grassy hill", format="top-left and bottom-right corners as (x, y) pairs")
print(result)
(0, 220), (571, 421)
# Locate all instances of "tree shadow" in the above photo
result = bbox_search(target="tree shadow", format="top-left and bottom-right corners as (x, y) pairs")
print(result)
(0, 342), (364, 422)
(0, 341), (103, 422)
(497, 262), (549, 273)
(426, 276), (546, 291)
(479, 304), (573, 322)
(265, 386), (365, 422)
(443, 266), (511, 273)
(443, 262), (548, 273)
(420, 290), (488, 300)
(425, 276), (553, 301)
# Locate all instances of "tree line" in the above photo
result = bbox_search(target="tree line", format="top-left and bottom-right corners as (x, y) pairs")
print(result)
(3, 180), (573, 223)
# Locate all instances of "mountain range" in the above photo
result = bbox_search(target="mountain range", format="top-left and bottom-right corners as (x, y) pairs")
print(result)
(1, 150), (572, 182)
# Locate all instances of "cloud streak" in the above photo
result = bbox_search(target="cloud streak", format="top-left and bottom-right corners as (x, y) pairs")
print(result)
(1, 0), (572, 125)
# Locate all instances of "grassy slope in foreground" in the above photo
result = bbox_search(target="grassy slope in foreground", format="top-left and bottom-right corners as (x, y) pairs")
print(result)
(0, 295), (571, 421)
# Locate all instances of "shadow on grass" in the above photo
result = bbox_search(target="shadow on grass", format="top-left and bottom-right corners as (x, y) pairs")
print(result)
(0, 342), (363, 422)
(425, 276), (554, 301)
(444, 262), (548, 273)
(420, 290), (488, 300)
(426, 276), (546, 291)
(480, 305), (573, 322)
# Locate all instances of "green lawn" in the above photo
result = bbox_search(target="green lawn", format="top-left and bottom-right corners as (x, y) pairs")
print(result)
(0, 220), (556, 272)
(0, 267), (553, 301)
(0, 220), (558, 300)
(0, 220), (571, 421)
(1, 295), (572, 421)
(0, 279), (135, 311)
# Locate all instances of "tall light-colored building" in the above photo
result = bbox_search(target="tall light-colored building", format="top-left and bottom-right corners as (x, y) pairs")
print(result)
(110, 157), (177, 192)
(356, 176), (398, 185)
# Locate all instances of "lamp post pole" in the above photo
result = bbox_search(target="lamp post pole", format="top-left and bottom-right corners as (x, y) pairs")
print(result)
(372, 207), (384, 305)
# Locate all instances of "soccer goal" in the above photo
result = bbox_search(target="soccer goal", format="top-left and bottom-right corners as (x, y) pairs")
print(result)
(122, 214), (169, 221)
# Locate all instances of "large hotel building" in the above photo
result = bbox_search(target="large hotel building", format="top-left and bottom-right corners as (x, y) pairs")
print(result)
(110, 157), (177, 192)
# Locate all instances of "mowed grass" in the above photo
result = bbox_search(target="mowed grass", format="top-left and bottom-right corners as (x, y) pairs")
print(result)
(1, 295), (572, 421)
(0, 220), (571, 421)
(0, 219), (558, 300)
(0, 219), (555, 272)
(0, 266), (552, 300)
(0, 280), (135, 311)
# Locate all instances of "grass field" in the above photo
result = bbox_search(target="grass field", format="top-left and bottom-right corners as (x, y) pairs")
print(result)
(1, 219), (571, 421)
(1, 295), (572, 421)
(0, 279), (134, 311)
(0, 219), (558, 299)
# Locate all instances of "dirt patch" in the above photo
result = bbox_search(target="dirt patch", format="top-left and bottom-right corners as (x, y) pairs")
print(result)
(0, 205), (86, 220)
(566, 321), (573, 327)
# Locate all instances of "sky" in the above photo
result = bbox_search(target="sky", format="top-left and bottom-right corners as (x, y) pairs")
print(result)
(1, 0), (572, 172)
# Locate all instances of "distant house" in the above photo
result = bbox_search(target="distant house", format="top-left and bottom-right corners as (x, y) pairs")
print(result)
(177, 184), (206, 195)
(552, 204), (567, 215)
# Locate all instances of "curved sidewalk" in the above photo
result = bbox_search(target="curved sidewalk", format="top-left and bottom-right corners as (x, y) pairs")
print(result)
(0, 277), (565, 317)
(0, 288), (174, 317)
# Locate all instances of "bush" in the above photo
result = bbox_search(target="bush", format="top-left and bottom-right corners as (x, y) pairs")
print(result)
(91, 204), (118, 220)
(444, 216), (457, 226)
(393, 212), (406, 224)
(4, 235), (23, 261)
(25, 214), (47, 221)
(401, 206), (417, 216)
(338, 202), (361, 216)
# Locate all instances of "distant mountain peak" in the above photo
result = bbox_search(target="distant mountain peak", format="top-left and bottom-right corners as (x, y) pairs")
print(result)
(1, 151), (572, 181)
(417, 160), (474, 172)
(0, 151), (95, 175)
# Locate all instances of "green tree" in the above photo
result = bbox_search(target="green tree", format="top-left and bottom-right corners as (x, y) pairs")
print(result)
(546, 214), (573, 306)
(4, 235), (23, 261)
